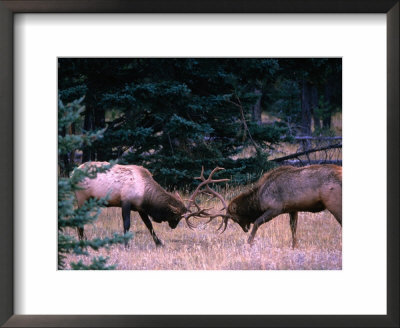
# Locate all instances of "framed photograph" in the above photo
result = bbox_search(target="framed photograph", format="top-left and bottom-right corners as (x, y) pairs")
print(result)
(1, 1), (398, 327)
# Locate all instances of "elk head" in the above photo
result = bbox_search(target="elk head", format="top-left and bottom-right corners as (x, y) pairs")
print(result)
(205, 199), (250, 234)
(200, 172), (257, 233)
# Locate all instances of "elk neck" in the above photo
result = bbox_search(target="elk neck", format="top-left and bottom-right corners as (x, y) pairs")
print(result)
(141, 180), (186, 222)
(231, 186), (264, 222)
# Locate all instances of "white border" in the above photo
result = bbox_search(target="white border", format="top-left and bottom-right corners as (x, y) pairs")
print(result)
(14, 14), (387, 315)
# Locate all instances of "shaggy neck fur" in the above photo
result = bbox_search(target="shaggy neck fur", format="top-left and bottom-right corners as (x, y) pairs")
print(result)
(141, 180), (186, 222)
(230, 187), (263, 223)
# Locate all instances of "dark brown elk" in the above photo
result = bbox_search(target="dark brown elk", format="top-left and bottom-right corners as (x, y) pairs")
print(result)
(208, 165), (342, 248)
(74, 162), (227, 246)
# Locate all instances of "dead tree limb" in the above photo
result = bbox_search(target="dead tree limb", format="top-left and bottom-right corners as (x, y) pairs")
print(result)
(272, 144), (342, 163)
(293, 136), (342, 141)
(227, 94), (261, 153)
(280, 159), (342, 166)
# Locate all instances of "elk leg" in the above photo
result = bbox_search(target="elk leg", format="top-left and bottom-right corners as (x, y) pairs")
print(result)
(325, 202), (342, 226)
(121, 202), (132, 234)
(77, 227), (86, 240)
(331, 210), (342, 226)
(76, 197), (86, 240)
(121, 202), (132, 247)
(138, 211), (163, 247)
(248, 209), (279, 245)
(289, 212), (298, 249)
(323, 188), (342, 226)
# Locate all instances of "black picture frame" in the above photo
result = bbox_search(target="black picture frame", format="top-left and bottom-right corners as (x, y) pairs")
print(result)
(0, 1), (398, 327)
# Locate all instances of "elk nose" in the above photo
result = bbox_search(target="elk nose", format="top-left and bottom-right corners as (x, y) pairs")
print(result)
(168, 220), (179, 229)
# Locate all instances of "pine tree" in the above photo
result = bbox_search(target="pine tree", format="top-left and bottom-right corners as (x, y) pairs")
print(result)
(59, 58), (288, 188)
(58, 97), (131, 270)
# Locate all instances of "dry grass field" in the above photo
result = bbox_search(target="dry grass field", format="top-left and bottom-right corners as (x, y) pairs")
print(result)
(63, 188), (342, 270)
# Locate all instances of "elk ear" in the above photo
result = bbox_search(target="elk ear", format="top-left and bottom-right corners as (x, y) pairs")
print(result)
(169, 204), (181, 214)
(230, 203), (237, 212)
(175, 191), (184, 202)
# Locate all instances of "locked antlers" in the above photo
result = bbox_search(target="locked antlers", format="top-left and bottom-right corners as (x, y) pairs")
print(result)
(182, 167), (229, 230)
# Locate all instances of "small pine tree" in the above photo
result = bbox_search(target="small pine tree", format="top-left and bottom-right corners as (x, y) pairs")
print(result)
(58, 97), (131, 270)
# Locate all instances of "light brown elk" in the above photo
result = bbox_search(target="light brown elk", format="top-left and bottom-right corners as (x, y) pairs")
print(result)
(74, 162), (227, 246)
(208, 165), (342, 247)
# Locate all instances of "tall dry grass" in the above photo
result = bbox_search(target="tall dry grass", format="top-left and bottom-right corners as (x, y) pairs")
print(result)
(62, 188), (342, 270)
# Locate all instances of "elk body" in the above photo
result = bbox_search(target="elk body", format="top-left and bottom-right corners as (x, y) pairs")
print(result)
(214, 165), (342, 247)
(74, 162), (226, 246)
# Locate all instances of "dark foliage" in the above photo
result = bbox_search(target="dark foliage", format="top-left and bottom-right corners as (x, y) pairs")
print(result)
(58, 58), (341, 188)
(58, 97), (131, 270)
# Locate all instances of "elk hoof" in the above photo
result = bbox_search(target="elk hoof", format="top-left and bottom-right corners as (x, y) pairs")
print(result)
(155, 240), (164, 247)
(247, 237), (255, 246)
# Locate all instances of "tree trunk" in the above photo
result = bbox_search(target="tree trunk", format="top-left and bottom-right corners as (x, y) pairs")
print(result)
(311, 85), (321, 131)
(301, 80), (312, 136)
(252, 88), (262, 125)
(58, 123), (76, 176)
(82, 76), (106, 162)
(323, 78), (333, 129)
(300, 80), (313, 159)
(322, 113), (332, 129)
(58, 127), (69, 177)
(82, 105), (94, 162)
(94, 106), (106, 160)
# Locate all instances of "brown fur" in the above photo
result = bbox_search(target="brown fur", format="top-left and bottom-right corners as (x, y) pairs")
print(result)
(227, 165), (342, 247)
(74, 162), (188, 246)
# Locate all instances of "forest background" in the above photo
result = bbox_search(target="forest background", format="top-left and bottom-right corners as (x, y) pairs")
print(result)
(58, 58), (342, 185)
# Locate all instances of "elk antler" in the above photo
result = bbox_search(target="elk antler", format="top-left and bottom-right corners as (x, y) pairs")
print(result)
(183, 167), (229, 229)
(204, 211), (231, 234)
(193, 167), (231, 233)
(183, 207), (212, 230)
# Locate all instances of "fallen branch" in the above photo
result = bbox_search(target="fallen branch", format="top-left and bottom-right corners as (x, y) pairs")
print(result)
(272, 144), (342, 162)
(279, 135), (342, 141)
(293, 136), (342, 140)
(279, 159), (342, 166)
